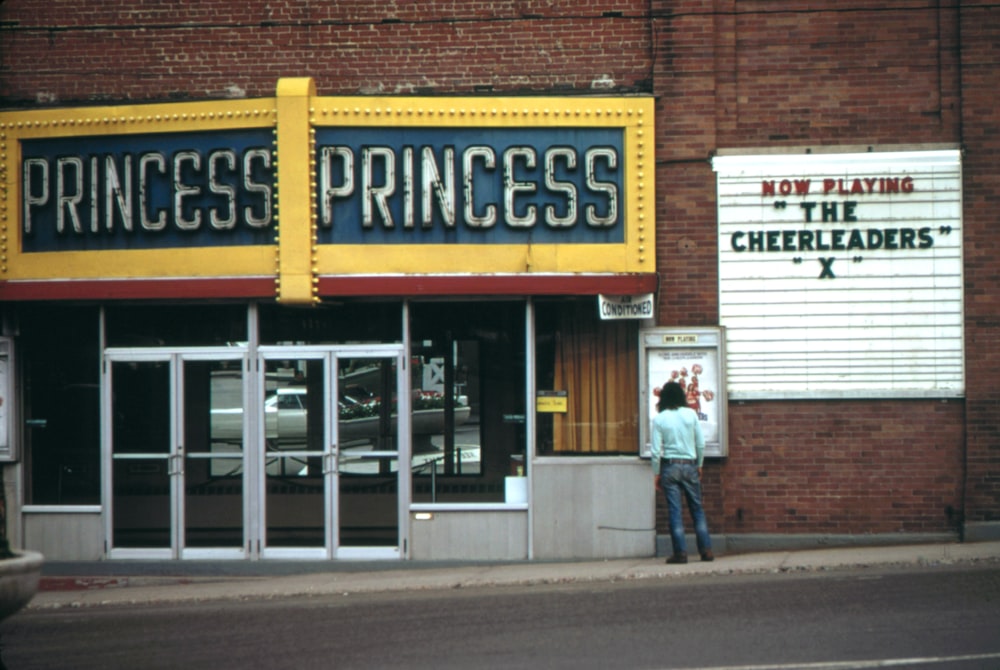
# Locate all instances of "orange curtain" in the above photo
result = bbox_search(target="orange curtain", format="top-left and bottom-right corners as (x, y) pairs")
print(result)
(552, 311), (638, 453)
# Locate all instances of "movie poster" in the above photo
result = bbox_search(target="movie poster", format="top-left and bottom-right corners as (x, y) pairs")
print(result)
(647, 349), (720, 444)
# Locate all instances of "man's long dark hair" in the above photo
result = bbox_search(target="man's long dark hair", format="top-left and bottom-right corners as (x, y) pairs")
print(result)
(656, 381), (687, 412)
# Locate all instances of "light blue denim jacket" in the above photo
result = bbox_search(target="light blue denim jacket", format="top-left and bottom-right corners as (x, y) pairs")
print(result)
(650, 406), (705, 474)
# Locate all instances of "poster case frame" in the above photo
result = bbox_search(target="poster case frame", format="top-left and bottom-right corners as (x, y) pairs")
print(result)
(639, 327), (728, 459)
(0, 337), (14, 461)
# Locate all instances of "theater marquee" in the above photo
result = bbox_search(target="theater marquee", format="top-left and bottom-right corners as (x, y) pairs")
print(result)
(713, 147), (964, 398)
(0, 78), (655, 302)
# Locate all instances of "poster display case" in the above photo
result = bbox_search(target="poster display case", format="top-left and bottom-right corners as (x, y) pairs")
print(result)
(639, 328), (727, 459)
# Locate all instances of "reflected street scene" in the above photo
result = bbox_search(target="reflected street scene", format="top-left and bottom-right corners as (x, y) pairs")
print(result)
(207, 358), (478, 477)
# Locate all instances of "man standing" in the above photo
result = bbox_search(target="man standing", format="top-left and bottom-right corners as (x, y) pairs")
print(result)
(651, 380), (714, 564)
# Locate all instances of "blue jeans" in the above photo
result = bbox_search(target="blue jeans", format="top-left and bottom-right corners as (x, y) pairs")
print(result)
(660, 462), (712, 556)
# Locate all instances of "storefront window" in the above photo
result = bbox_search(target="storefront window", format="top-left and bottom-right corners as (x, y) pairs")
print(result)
(20, 305), (101, 505)
(535, 298), (639, 455)
(259, 301), (402, 345)
(106, 304), (247, 347)
(409, 301), (526, 503)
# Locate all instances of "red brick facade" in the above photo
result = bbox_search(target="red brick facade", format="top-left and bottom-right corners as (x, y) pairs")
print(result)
(2, 0), (997, 541)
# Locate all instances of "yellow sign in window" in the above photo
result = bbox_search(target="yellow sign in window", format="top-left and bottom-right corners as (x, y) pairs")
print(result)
(536, 390), (568, 413)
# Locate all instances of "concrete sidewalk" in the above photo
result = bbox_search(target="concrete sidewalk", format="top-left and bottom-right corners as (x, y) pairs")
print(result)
(28, 541), (1000, 610)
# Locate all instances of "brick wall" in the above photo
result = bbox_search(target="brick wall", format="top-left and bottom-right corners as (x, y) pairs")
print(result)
(957, 1), (1000, 525)
(720, 400), (965, 535)
(657, 398), (967, 537)
(0, 0), (652, 105)
(651, 0), (995, 538)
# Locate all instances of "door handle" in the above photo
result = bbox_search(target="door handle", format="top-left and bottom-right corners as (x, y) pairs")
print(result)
(168, 453), (184, 476)
(324, 450), (337, 475)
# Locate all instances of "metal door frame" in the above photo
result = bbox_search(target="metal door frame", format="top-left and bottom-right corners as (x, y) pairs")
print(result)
(103, 343), (408, 560)
(256, 344), (410, 560)
(103, 347), (250, 560)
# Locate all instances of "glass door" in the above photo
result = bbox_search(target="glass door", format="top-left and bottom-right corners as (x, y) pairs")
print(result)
(335, 353), (408, 559)
(181, 355), (247, 559)
(107, 355), (173, 557)
(105, 349), (248, 559)
(257, 345), (408, 560)
(258, 352), (330, 558)
(106, 344), (407, 560)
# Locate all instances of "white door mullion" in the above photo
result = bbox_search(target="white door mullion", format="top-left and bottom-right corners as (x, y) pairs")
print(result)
(172, 354), (183, 560)
(327, 353), (337, 558)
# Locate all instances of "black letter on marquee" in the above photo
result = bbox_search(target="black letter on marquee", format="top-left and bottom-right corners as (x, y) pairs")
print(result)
(800, 201), (816, 222)
(818, 257), (836, 279)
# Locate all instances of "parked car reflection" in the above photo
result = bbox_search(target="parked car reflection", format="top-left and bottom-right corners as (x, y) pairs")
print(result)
(209, 386), (473, 476)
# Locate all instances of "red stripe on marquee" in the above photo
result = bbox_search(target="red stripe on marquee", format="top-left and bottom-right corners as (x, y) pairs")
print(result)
(316, 274), (658, 296)
(0, 274), (657, 301)
(0, 278), (276, 301)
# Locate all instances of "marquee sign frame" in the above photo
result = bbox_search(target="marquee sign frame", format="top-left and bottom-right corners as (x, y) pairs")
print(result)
(0, 78), (655, 303)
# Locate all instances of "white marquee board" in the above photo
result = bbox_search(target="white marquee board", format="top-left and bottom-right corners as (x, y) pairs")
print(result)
(713, 148), (963, 398)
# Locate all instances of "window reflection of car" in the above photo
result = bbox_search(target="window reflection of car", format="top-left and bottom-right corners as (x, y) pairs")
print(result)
(268, 387), (308, 445)
(210, 386), (470, 448)
(214, 387), (342, 447)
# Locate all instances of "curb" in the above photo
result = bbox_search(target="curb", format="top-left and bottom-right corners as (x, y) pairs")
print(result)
(26, 541), (1000, 611)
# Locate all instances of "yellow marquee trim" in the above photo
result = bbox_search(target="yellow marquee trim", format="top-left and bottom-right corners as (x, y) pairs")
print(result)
(274, 77), (318, 304)
(311, 95), (653, 275)
(0, 79), (655, 301)
(0, 97), (278, 284)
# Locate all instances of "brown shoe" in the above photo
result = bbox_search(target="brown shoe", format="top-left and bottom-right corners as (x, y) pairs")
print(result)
(700, 550), (715, 562)
(665, 553), (688, 564)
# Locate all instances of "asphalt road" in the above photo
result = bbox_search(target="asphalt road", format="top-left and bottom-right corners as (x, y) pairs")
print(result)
(3, 563), (999, 670)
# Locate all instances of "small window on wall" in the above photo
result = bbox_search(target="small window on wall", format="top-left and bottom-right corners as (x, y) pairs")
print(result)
(408, 301), (526, 504)
(19, 305), (101, 505)
(535, 298), (639, 455)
